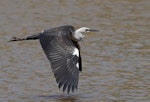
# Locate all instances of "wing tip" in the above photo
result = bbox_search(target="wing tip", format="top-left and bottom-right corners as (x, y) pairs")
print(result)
(57, 82), (78, 94)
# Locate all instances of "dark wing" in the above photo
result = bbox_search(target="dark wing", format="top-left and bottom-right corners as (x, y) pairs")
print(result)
(39, 30), (80, 93)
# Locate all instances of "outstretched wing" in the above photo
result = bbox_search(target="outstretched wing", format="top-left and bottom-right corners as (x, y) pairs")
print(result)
(39, 29), (80, 93)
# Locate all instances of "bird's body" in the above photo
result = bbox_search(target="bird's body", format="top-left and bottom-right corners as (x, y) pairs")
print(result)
(10, 25), (98, 93)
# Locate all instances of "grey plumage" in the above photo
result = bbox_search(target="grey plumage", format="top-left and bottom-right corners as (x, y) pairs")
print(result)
(9, 25), (98, 94)
(39, 26), (81, 93)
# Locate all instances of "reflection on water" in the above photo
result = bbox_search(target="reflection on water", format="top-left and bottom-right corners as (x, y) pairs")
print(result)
(0, 0), (150, 102)
(35, 94), (79, 102)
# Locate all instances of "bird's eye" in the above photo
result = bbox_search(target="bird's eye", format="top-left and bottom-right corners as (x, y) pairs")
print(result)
(85, 29), (88, 31)
(85, 29), (90, 32)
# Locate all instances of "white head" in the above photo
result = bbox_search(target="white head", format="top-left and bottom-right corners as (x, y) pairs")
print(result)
(73, 27), (99, 41)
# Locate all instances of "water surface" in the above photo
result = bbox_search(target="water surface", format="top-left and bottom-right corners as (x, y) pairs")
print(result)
(0, 0), (150, 102)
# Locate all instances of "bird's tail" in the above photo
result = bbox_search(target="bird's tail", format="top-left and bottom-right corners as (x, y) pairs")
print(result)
(9, 34), (40, 42)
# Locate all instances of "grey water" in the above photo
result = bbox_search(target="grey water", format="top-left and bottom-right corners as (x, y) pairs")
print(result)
(0, 0), (150, 102)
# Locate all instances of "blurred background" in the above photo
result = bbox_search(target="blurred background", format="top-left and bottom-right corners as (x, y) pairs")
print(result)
(0, 0), (150, 102)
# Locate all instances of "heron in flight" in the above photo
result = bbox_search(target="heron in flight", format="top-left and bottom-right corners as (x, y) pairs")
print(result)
(9, 25), (99, 93)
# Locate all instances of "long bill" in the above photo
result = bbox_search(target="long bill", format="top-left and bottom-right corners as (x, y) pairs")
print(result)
(88, 29), (99, 32)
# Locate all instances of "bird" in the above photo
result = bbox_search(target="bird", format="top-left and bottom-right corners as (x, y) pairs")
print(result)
(9, 25), (99, 94)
